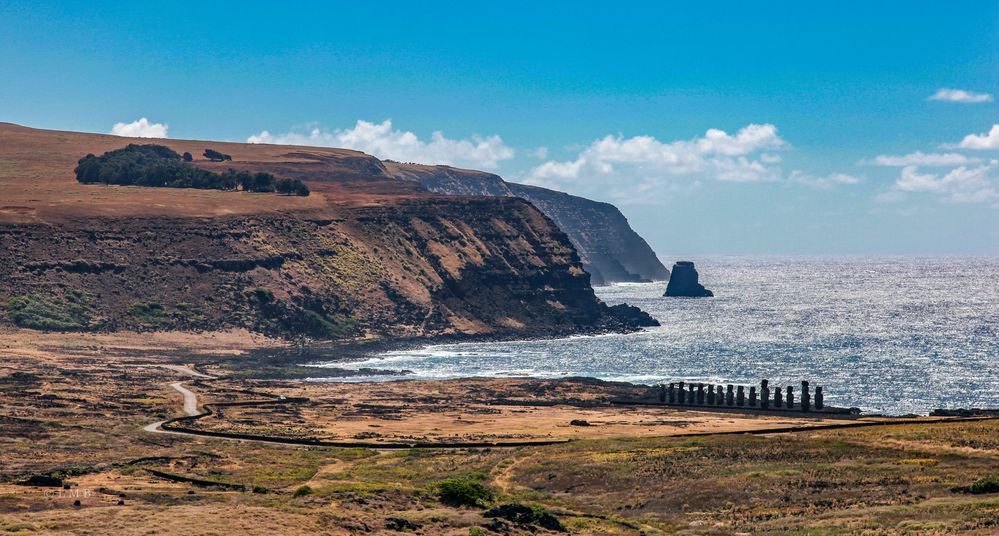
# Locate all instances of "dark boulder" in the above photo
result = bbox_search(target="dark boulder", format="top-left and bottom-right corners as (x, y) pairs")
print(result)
(664, 261), (713, 297)
(20, 475), (63, 487)
(484, 503), (567, 533)
(606, 303), (660, 327)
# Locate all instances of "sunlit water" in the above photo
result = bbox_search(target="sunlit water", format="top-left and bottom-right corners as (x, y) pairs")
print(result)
(311, 257), (999, 415)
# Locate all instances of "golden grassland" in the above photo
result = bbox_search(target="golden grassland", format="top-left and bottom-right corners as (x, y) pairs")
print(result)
(1, 330), (997, 535)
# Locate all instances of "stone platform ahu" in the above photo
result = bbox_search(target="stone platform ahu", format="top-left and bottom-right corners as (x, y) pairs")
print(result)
(656, 379), (845, 414)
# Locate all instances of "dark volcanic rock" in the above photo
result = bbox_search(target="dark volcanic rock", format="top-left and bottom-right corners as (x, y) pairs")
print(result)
(1, 198), (658, 338)
(20, 475), (63, 487)
(664, 261), (713, 297)
(606, 303), (659, 327)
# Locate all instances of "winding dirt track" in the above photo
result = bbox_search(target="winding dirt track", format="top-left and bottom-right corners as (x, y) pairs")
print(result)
(142, 366), (215, 435)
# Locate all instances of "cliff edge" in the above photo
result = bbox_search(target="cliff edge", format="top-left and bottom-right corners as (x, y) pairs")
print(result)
(0, 123), (657, 340)
(383, 162), (668, 286)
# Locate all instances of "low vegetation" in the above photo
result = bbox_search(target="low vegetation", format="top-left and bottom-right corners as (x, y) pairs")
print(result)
(955, 475), (999, 495)
(203, 148), (231, 162)
(3, 291), (94, 331)
(75, 144), (309, 195)
(3, 339), (998, 534)
(127, 302), (174, 328)
(435, 474), (495, 507)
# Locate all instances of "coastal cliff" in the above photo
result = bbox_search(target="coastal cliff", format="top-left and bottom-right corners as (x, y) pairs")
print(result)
(0, 123), (656, 339)
(383, 162), (668, 285)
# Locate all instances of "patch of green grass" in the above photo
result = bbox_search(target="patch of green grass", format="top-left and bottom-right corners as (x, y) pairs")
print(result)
(174, 302), (205, 322)
(127, 301), (174, 328)
(435, 474), (495, 508)
(4, 291), (93, 331)
(968, 476), (999, 494)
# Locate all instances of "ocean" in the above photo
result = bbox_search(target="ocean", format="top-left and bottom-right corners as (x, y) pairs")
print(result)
(311, 256), (999, 415)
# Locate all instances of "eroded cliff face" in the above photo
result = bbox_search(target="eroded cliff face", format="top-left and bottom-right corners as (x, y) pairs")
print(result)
(0, 197), (652, 339)
(383, 162), (668, 285)
(0, 123), (657, 339)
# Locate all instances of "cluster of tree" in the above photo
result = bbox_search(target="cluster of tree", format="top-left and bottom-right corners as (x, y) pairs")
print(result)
(203, 148), (231, 162)
(75, 144), (309, 196)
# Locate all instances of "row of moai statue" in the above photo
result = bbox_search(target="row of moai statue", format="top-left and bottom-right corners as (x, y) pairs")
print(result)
(658, 380), (824, 411)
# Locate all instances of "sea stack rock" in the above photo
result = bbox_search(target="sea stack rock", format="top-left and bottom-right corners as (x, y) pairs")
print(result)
(663, 261), (713, 297)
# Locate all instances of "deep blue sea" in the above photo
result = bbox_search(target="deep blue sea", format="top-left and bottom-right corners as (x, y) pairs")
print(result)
(313, 257), (999, 415)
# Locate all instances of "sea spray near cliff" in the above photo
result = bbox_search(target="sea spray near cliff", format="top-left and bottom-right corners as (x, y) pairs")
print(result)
(313, 256), (999, 415)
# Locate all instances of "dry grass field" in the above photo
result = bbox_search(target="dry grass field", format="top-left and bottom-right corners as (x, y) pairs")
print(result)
(2, 330), (998, 534)
(0, 122), (436, 225)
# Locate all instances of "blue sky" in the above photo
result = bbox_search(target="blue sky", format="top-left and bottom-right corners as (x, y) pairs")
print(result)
(3, 1), (999, 254)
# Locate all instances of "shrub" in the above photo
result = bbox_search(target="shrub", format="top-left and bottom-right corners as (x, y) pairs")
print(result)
(435, 476), (495, 508)
(74, 144), (307, 196)
(292, 485), (313, 498)
(4, 292), (93, 331)
(128, 302), (173, 328)
(276, 177), (297, 195)
(969, 476), (999, 494)
(250, 287), (275, 303)
(297, 309), (356, 339)
(203, 148), (231, 162)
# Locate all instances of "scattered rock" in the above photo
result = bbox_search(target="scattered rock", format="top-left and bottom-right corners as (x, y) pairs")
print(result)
(385, 517), (421, 531)
(664, 261), (713, 297)
(484, 503), (567, 532)
(537, 512), (568, 532)
(569, 419), (591, 427)
(483, 518), (511, 533)
(19, 475), (62, 487)
(606, 303), (660, 327)
(485, 503), (535, 524)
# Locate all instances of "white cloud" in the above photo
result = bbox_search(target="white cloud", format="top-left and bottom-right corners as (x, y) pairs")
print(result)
(956, 124), (999, 150)
(892, 163), (999, 204)
(531, 146), (549, 159)
(523, 124), (863, 202)
(110, 117), (168, 138)
(895, 165), (946, 192)
(527, 124), (786, 192)
(247, 119), (514, 169)
(788, 171), (862, 189)
(869, 151), (980, 167)
(928, 88), (994, 103)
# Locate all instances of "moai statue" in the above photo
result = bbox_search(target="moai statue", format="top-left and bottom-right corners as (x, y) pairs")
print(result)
(736, 385), (745, 406)
(697, 384), (705, 405)
(717, 386), (725, 406)
(726, 385), (735, 406)
(749, 386), (758, 407)
(801, 381), (811, 412)
(815, 386), (824, 410)
(668, 383), (676, 404)
(761, 380), (770, 409)
(707, 385), (716, 405)
(786, 386), (795, 409)
(678, 381), (686, 404)
(658, 384), (667, 403)
(774, 385), (783, 408)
